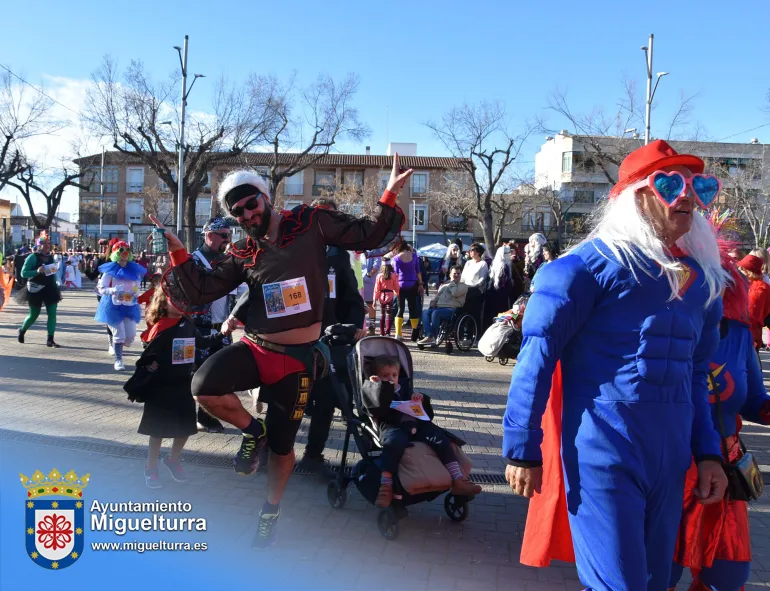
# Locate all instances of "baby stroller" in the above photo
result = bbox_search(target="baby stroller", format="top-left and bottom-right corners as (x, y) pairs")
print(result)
(479, 294), (529, 366)
(325, 334), (476, 540)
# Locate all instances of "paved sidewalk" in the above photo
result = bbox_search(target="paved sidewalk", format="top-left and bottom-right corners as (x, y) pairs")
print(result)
(3, 286), (770, 589)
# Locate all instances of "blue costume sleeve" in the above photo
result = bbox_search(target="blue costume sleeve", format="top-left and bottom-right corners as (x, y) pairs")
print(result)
(690, 298), (724, 461)
(739, 327), (770, 424)
(502, 255), (602, 463)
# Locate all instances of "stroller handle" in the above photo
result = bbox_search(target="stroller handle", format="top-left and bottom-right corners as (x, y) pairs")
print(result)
(321, 323), (359, 347)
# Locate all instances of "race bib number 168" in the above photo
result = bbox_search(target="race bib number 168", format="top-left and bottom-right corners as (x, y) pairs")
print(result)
(263, 277), (312, 319)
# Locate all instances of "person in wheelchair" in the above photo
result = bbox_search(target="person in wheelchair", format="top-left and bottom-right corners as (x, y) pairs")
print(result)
(417, 264), (466, 347)
(367, 355), (482, 507)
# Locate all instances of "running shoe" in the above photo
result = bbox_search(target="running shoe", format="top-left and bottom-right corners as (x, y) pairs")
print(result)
(114, 359), (125, 371)
(162, 457), (189, 483)
(144, 468), (162, 489)
(252, 505), (280, 548)
(233, 425), (267, 476)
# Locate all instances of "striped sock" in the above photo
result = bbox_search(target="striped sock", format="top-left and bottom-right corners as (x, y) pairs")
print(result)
(445, 461), (463, 480)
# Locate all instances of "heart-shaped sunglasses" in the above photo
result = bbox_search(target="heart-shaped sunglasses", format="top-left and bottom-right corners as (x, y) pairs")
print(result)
(630, 170), (721, 209)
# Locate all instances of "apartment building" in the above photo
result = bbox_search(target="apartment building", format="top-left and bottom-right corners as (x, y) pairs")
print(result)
(531, 132), (770, 243)
(74, 145), (471, 247)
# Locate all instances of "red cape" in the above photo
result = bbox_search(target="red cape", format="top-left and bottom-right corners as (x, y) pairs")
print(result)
(0, 271), (13, 312)
(520, 361), (576, 567)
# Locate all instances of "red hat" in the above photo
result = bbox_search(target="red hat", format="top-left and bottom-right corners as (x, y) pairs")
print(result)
(609, 140), (705, 198)
(738, 254), (764, 276)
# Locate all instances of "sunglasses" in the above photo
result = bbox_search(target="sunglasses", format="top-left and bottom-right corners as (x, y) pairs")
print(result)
(631, 170), (721, 210)
(117, 247), (130, 253)
(230, 195), (261, 218)
(209, 232), (231, 239)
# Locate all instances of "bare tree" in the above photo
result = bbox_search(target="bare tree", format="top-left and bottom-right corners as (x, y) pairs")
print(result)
(6, 164), (87, 229)
(83, 57), (277, 249)
(490, 191), (528, 245)
(428, 170), (478, 243)
(0, 69), (62, 192)
(425, 101), (533, 254)
(256, 73), (369, 199)
(546, 79), (698, 184)
(316, 175), (381, 219)
(709, 165), (770, 248)
(143, 186), (175, 227)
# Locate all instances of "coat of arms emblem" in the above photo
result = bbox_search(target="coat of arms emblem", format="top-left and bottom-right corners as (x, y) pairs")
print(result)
(21, 468), (90, 570)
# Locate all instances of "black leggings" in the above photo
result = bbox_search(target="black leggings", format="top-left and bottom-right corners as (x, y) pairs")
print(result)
(396, 283), (420, 320)
(191, 342), (313, 455)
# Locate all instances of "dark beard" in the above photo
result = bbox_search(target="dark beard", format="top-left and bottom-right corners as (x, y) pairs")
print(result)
(243, 203), (272, 240)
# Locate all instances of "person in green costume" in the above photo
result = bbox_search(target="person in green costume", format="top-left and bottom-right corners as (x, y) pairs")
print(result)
(17, 237), (63, 347)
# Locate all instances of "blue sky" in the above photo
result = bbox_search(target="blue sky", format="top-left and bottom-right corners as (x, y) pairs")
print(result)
(2, 0), (769, 214)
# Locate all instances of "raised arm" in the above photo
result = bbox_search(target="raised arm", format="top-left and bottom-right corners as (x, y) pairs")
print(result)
(316, 154), (411, 251)
(150, 216), (246, 313)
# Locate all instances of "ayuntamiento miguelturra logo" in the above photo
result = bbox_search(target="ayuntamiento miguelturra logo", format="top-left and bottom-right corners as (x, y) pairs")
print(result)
(21, 468), (89, 570)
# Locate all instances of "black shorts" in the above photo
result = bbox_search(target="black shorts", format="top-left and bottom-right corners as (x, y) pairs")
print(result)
(192, 341), (313, 455)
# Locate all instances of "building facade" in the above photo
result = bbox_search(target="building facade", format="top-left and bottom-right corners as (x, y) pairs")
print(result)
(533, 132), (770, 246)
(74, 148), (472, 249)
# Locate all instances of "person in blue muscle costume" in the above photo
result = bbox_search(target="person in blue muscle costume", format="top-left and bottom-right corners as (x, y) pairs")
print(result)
(95, 241), (147, 371)
(503, 140), (730, 591)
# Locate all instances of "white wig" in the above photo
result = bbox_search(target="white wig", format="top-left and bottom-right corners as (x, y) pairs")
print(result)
(572, 188), (727, 304)
(443, 243), (460, 265)
(489, 245), (511, 290)
(525, 233), (547, 265)
(217, 170), (271, 212)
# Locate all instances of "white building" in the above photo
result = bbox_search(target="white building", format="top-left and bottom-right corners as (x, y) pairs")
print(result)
(534, 132), (770, 234)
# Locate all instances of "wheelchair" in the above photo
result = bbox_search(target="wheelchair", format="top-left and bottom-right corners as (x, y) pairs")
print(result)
(416, 308), (478, 354)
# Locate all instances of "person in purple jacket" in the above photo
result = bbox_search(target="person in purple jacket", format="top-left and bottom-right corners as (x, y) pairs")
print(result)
(391, 240), (424, 341)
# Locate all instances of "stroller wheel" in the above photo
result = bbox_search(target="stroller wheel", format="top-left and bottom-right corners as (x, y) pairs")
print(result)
(444, 494), (470, 522)
(498, 357), (509, 366)
(485, 356), (494, 362)
(377, 507), (400, 540)
(445, 341), (453, 355)
(327, 481), (348, 509)
(417, 344), (425, 350)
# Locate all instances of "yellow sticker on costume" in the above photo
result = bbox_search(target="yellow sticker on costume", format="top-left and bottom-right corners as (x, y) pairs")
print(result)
(328, 273), (336, 299)
(262, 277), (312, 319)
(171, 338), (196, 365)
(291, 408), (305, 421)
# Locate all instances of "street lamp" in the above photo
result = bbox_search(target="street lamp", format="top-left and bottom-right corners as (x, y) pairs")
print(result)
(172, 36), (205, 242)
(641, 35), (669, 145)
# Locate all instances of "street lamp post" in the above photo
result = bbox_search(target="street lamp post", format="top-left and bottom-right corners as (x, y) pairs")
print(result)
(641, 34), (669, 145)
(173, 36), (205, 244)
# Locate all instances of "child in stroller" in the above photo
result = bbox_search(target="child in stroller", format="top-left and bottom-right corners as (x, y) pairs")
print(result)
(479, 293), (529, 366)
(326, 335), (479, 539)
(368, 355), (482, 507)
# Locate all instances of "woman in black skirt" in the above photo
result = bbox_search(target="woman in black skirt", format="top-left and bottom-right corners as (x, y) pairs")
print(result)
(126, 289), (224, 489)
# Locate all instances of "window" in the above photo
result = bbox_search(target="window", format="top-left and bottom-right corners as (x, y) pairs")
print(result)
(158, 171), (177, 193)
(284, 199), (303, 211)
(379, 171), (390, 193)
(522, 207), (551, 232)
(195, 197), (211, 226)
(412, 204), (428, 230)
(125, 198), (144, 224)
(203, 172), (212, 193)
(445, 214), (467, 232)
(573, 190), (595, 204)
(343, 170), (364, 190)
(563, 152), (596, 174)
(565, 212), (588, 234)
(284, 172), (304, 196)
(83, 166), (119, 193)
(255, 166), (269, 177)
(411, 172), (429, 197)
(79, 198), (117, 225)
(313, 170), (336, 195)
(561, 152), (572, 173)
(126, 167), (145, 193)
